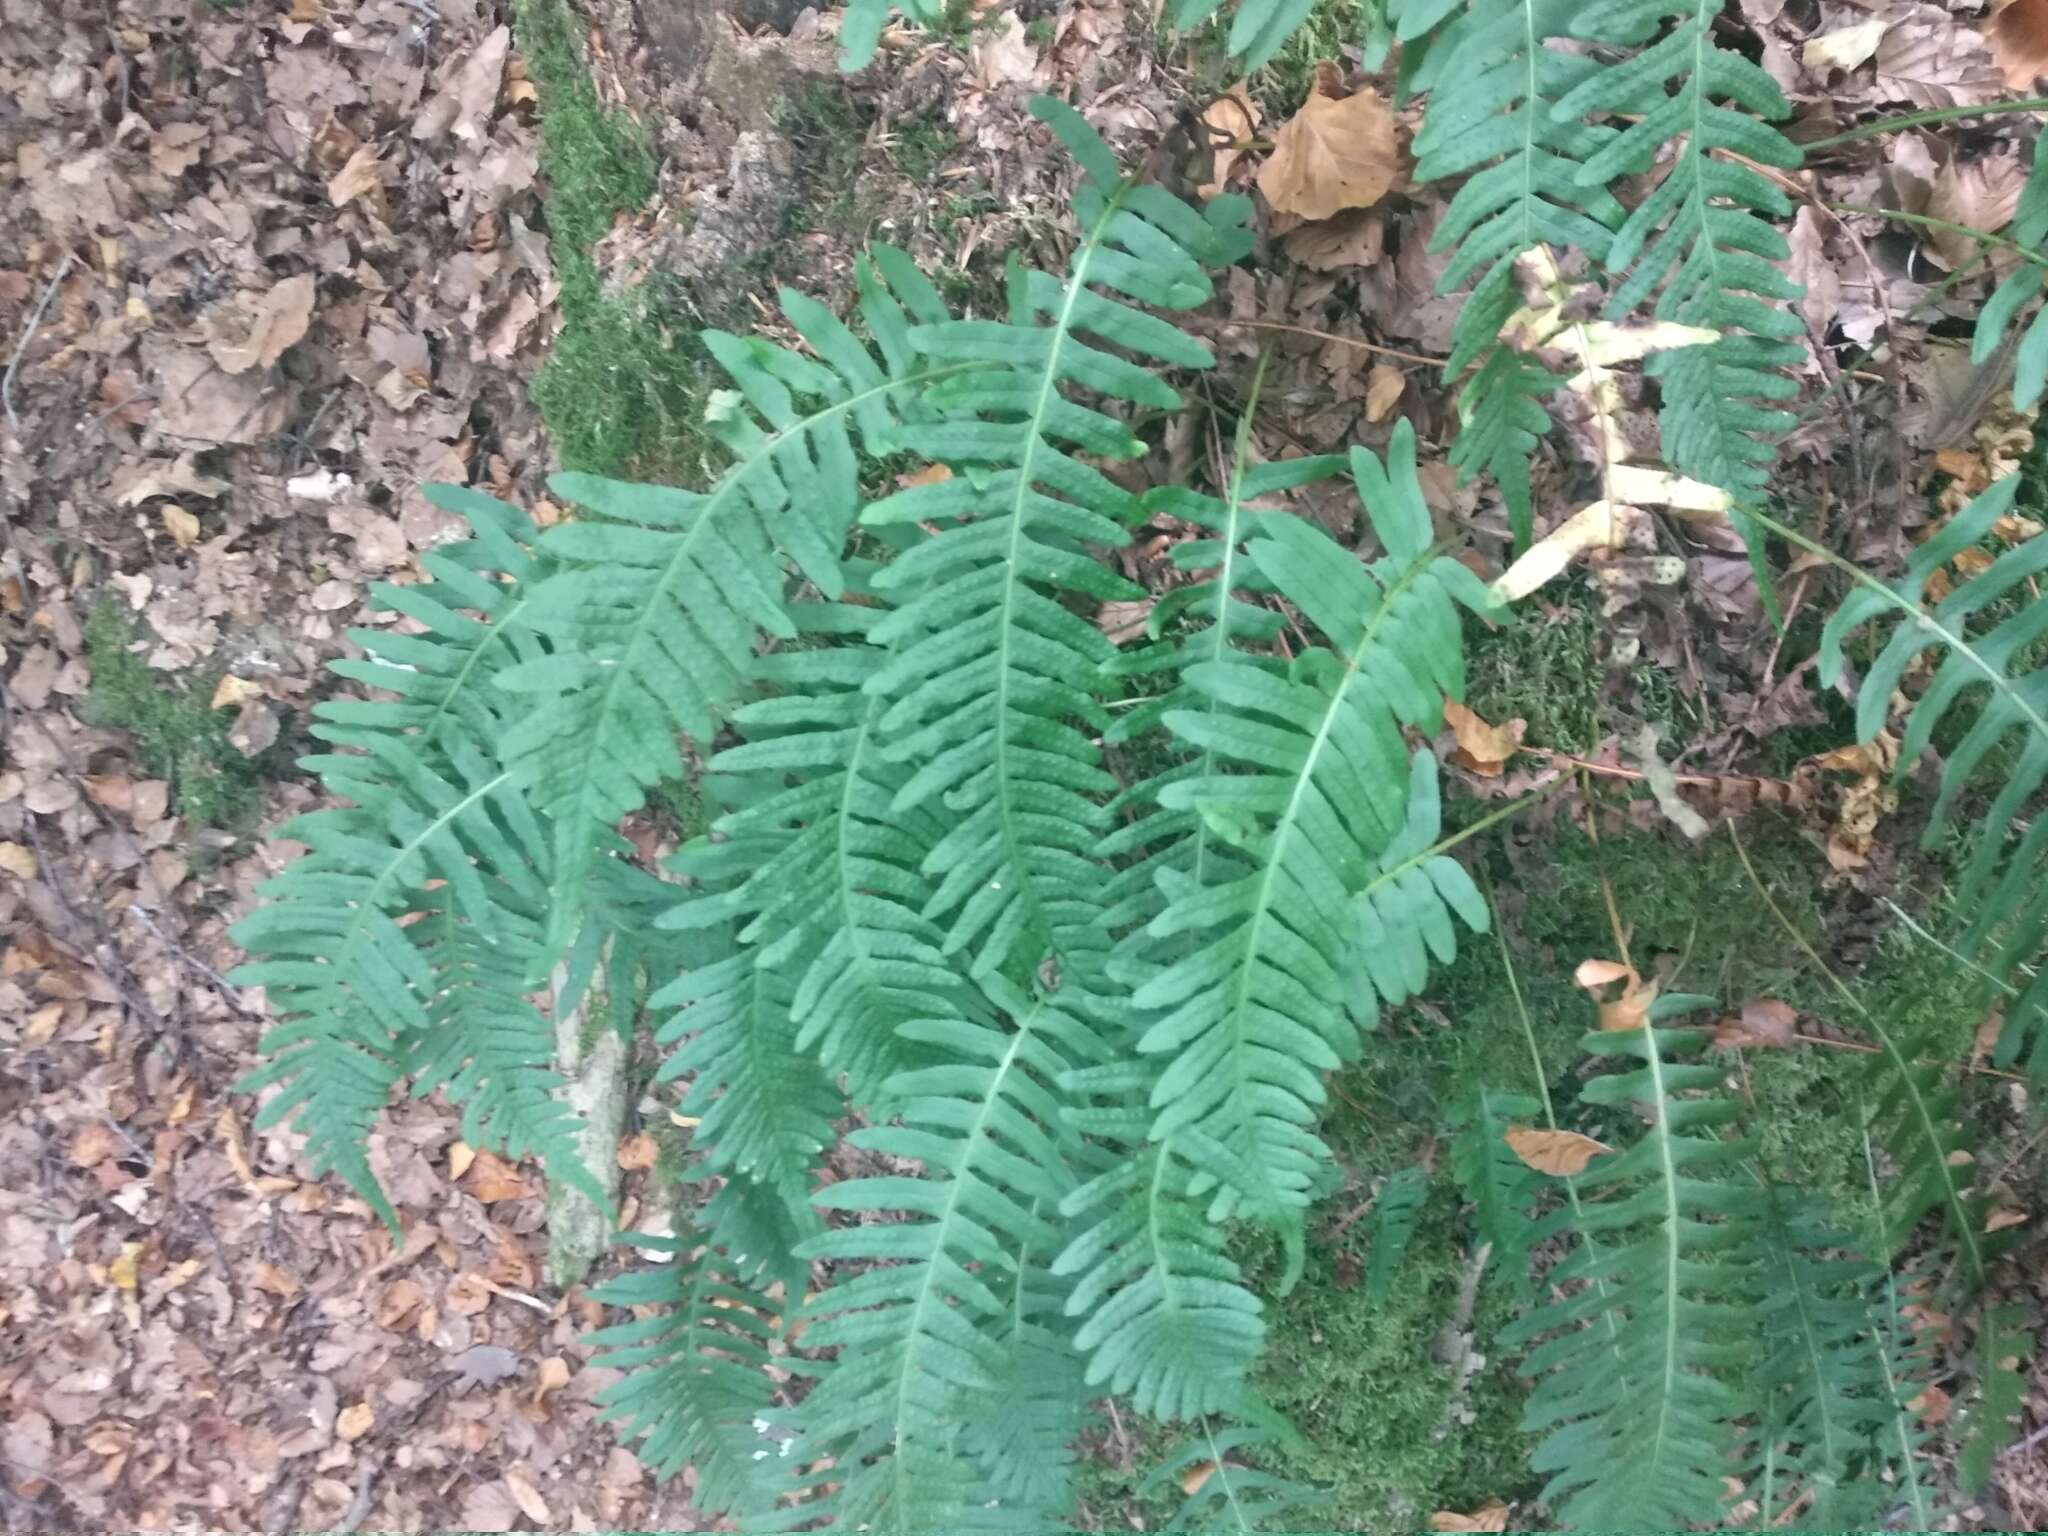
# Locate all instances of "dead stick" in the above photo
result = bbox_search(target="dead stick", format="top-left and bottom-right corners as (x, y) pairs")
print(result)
(3, 250), (76, 437)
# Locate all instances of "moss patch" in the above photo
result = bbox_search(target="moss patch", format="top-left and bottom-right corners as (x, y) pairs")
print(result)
(81, 597), (270, 830)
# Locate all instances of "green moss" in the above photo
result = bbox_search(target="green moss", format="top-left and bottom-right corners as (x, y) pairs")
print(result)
(513, 0), (721, 479)
(1463, 584), (1706, 757)
(81, 597), (270, 830)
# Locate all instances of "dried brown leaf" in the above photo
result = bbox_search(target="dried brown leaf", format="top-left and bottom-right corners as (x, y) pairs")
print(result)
(1431, 1498), (1510, 1532)
(1715, 998), (1799, 1049)
(1504, 1127), (1614, 1176)
(1990, 0), (2048, 88)
(1875, 8), (2005, 107)
(207, 274), (316, 376)
(1442, 699), (1526, 775)
(1257, 85), (1399, 221)
(1197, 83), (1261, 201)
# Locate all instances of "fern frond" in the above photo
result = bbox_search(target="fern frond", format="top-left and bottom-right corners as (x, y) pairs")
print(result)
(1142, 1402), (1325, 1532)
(672, 599), (967, 1105)
(1972, 133), (2048, 410)
(790, 975), (1106, 1530)
(1554, 0), (1804, 516)
(1362, 1163), (1429, 1304)
(1817, 473), (2048, 1073)
(1505, 1000), (1761, 1529)
(1131, 424), (1494, 1228)
(1412, 0), (1624, 547)
(647, 934), (841, 1215)
(232, 495), (563, 1228)
(1053, 1130), (1267, 1418)
(860, 99), (1251, 991)
(588, 1176), (811, 1523)
(499, 259), (962, 951)
(1447, 1084), (1542, 1286)
(1167, 0), (1318, 71)
(1750, 1181), (1892, 1530)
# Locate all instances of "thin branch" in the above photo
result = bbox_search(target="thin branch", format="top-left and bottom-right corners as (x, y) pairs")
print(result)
(3, 250), (76, 437)
(1216, 318), (1446, 367)
(1803, 98), (2048, 154)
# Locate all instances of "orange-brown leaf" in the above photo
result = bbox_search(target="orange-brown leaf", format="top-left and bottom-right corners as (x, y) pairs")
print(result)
(1431, 1497), (1509, 1532)
(1504, 1127), (1614, 1176)
(1442, 699), (1525, 776)
(1256, 84), (1399, 221)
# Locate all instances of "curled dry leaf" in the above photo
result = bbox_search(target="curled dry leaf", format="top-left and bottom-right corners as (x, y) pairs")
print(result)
(1257, 83), (1399, 222)
(1986, 1207), (2029, 1233)
(1196, 82), (1261, 201)
(1505, 1127), (1614, 1176)
(1803, 17), (1889, 72)
(1431, 1497), (1510, 1532)
(1573, 957), (1657, 1031)
(1180, 1459), (1220, 1496)
(1442, 699), (1526, 776)
(207, 273), (317, 376)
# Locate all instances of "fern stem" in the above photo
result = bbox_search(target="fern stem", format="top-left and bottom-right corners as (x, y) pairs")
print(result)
(1359, 782), (1562, 908)
(1726, 819), (1989, 1287)
(1803, 99), (2048, 153)
(1744, 507), (2048, 757)
(1829, 203), (2048, 271)
(1858, 1109), (1935, 1529)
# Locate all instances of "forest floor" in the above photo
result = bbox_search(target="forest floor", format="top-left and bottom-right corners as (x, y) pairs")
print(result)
(2, 0), (2048, 1530)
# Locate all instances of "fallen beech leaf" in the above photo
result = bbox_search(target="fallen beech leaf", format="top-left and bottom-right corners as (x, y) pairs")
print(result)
(328, 144), (387, 212)
(1096, 598), (1154, 645)
(0, 841), (35, 880)
(207, 273), (316, 376)
(1716, 998), (1799, 1049)
(1363, 361), (1405, 423)
(161, 504), (201, 549)
(209, 674), (259, 710)
(1802, 17), (1889, 71)
(70, 1123), (118, 1168)
(1257, 84), (1399, 221)
(1281, 207), (1384, 270)
(1505, 1127), (1614, 1176)
(1991, 0), (2048, 88)
(616, 1133), (660, 1171)
(1442, 699), (1526, 775)
(109, 1241), (143, 1294)
(465, 1150), (535, 1202)
(1783, 206), (1840, 336)
(252, 1260), (302, 1299)
(1986, 1207), (2029, 1233)
(448, 1140), (477, 1180)
(1875, 8), (2005, 107)
(1180, 1459), (1220, 1496)
(1431, 1497), (1510, 1532)
(336, 1402), (374, 1442)
(1197, 82), (1261, 201)
(503, 1466), (551, 1524)
(445, 1272), (494, 1316)
(1574, 957), (1657, 1031)
(1909, 1382), (1952, 1424)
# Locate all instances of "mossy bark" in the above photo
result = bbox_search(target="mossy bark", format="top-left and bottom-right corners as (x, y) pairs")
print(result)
(546, 959), (627, 1290)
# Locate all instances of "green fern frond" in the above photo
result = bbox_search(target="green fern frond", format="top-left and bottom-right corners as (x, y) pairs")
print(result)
(790, 974), (1106, 1530)
(671, 599), (966, 1104)
(1972, 134), (2048, 410)
(497, 260), (962, 952)
(1554, 0), (1804, 518)
(1750, 1181), (1892, 1530)
(1362, 1163), (1429, 1304)
(1447, 1084), (1542, 1286)
(1142, 1402), (1325, 1532)
(588, 1176), (811, 1523)
(1130, 424), (1494, 1228)
(1411, 0), (1624, 547)
(232, 495), (563, 1228)
(859, 99), (1251, 990)
(1167, 0), (1318, 71)
(646, 935), (841, 1214)
(1506, 1000), (1760, 1529)
(1052, 1131), (1267, 1418)
(1817, 473), (2048, 1073)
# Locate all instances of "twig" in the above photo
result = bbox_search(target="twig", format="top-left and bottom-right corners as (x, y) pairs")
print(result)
(1216, 318), (1445, 368)
(3, 250), (76, 438)
(1803, 98), (2048, 154)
